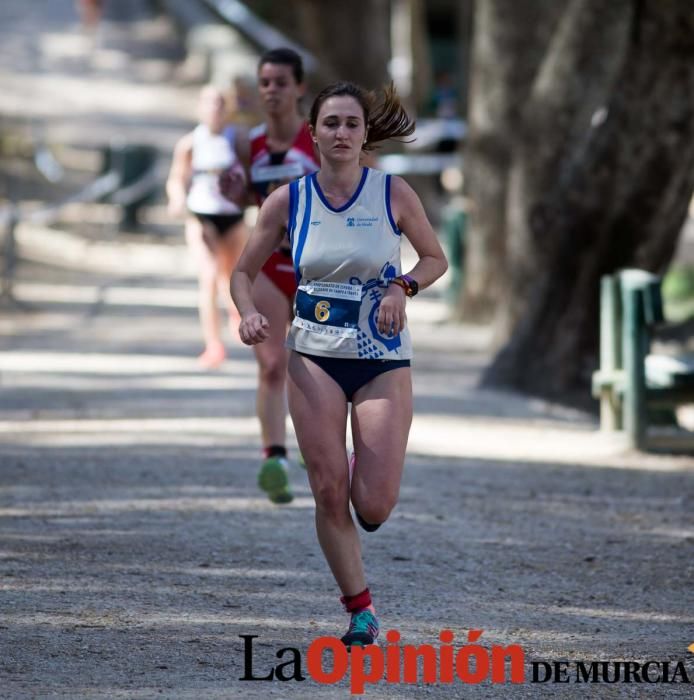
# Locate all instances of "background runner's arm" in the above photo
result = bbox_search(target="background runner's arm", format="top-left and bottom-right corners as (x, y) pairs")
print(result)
(230, 184), (290, 317)
(228, 124), (253, 208)
(234, 124), (251, 170)
(166, 133), (193, 217)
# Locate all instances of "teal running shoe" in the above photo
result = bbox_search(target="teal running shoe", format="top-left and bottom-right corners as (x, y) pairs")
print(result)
(341, 609), (380, 648)
(258, 456), (293, 504)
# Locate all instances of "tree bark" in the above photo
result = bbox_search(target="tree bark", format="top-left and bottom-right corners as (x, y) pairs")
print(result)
(245, 0), (391, 90)
(461, 0), (567, 322)
(294, 0), (391, 89)
(483, 0), (694, 398)
(500, 0), (632, 340)
(410, 0), (433, 114)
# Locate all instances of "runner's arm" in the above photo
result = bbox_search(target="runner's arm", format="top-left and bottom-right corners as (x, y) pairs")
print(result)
(229, 124), (253, 208)
(230, 185), (290, 343)
(391, 175), (448, 289)
(166, 133), (193, 218)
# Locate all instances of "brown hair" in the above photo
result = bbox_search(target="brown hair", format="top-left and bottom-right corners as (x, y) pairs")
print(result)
(309, 81), (415, 151)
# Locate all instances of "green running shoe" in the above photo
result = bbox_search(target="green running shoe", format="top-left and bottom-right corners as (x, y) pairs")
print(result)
(341, 609), (380, 648)
(258, 456), (293, 504)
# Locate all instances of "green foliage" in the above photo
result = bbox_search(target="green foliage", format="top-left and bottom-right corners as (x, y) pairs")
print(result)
(662, 266), (694, 322)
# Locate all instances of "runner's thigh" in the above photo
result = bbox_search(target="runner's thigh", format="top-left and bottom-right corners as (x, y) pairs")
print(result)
(350, 367), (412, 498)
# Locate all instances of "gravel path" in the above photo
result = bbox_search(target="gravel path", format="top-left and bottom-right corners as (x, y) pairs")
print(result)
(1, 1), (693, 697)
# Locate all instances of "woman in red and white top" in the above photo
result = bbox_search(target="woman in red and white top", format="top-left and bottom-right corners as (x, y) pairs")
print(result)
(236, 48), (320, 504)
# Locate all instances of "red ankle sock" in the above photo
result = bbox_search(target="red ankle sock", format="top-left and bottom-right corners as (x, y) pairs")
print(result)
(341, 587), (372, 613)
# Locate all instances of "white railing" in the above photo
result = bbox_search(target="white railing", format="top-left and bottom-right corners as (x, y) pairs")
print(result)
(200, 0), (318, 72)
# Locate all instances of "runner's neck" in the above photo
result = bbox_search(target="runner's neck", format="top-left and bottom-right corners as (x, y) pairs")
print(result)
(315, 164), (364, 208)
(266, 112), (304, 153)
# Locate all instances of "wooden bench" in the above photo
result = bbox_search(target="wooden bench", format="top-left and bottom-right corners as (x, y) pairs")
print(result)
(592, 269), (694, 450)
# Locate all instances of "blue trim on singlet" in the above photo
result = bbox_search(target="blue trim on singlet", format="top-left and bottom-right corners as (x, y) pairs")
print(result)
(287, 179), (299, 246)
(385, 174), (401, 236)
(311, 167), (369, 213)
(293, 176), (313, 283)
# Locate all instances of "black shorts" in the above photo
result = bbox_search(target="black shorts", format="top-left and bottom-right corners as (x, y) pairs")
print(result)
(194, 212), (244, 236)
(298, 353), (411, 402)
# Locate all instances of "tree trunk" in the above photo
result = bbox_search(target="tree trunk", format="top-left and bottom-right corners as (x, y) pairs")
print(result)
(499, 0), (632, 340)
(294, 0), (391, 90)
(455, 0), (474, 117)
(483, 0), (694, 398)
(461, 0), (567, 322)
(410, 0), (433, 114)
(246, 0), (391, 90)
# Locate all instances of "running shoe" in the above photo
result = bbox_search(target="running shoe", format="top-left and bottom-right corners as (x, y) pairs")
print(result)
(341, 608), (380, 648)
(258, 456), (293, 504)
(354, 510), (381, 532)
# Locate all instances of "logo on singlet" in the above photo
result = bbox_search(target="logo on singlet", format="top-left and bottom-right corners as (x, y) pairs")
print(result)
(346, 216), (379, 229)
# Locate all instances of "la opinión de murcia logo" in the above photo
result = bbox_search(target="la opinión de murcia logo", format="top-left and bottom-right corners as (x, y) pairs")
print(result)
(532, 660), (691, 684)
(239, 631), (693, 695)
(241, 630), (522, 694)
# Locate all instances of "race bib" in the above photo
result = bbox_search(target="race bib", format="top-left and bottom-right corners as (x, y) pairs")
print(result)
(293, 281), (362, 338)
(250, 162), (306, 183)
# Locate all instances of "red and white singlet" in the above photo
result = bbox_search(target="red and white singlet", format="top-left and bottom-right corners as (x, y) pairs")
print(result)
(249, 122), (319, 299)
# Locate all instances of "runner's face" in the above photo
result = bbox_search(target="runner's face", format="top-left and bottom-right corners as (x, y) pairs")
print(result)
(198, 88), (226, 132)
(257, 63), (302, 117)
(312, 96), (366, 163)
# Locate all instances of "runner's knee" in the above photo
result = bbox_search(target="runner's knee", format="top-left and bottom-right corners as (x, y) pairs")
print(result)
(352, 495), (396, 526)
(314, 482), (350, 521)
(258, 354), (287, 386)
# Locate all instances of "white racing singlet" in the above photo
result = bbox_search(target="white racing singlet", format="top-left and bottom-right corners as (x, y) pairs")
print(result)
(286, 167), (413, 360)
(186, 124), (243, 215)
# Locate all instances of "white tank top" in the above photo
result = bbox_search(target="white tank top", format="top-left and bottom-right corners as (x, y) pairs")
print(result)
(286, 167), (413, 360)
(186, 124), (243, 215)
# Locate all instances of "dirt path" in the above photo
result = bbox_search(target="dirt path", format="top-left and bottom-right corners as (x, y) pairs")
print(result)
(1, 1), (693, 698)
(2, 228), (693, 700)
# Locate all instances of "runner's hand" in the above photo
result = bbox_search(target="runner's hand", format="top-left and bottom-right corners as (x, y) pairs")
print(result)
(377, 285), (407, 337)
(239, 312), (270, 345)
(219, 165), (247, 207)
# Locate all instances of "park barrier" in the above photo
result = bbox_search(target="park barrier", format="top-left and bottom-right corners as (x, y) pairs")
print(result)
(592, 269), (694, 450)
(0, 141), (159, 307)
(440, 196), (467, 305)
(100, 142), (159, 229)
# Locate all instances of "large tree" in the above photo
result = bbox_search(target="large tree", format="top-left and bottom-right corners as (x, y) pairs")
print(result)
(463, 0), (694, 399)
(461, 0), (568, 323)
(246, 0), (391, 89)
(246, 0), (435, 107)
